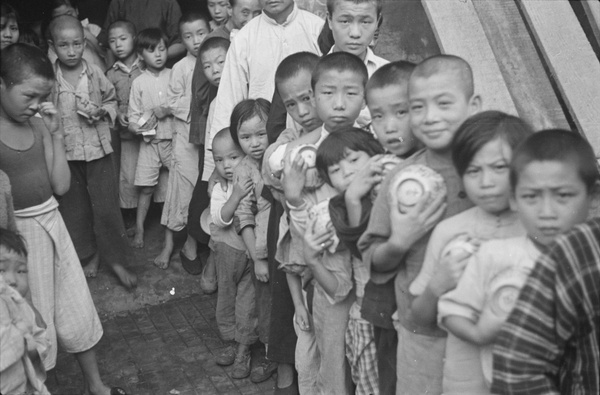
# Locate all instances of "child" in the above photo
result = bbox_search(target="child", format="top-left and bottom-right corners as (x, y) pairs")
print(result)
(194, 36), (230, 288)
(0, 228), (50, 395)
(261, 51), (322, 390)
(156, 12), (209, 269)
(410, 111), (532, 394)
(207, 0), (231, 30)
(208, 0), (323, 139)
(229, 98), (272, 379)
(106, 20), (143, 211)
(209, 128), (259, 377)
(0, 3), (19, 50)
(128, 28), (174, 249)
(493, 135), (600, 395)
(439, 129), (599, 394)
(283, 52), (369, 394)
(310, 128), (385, 395)
(327, 60), (419, 395)
(48, 15), (137, 288)
(357, 54), (481, 394)
(0, 43), (126, 395)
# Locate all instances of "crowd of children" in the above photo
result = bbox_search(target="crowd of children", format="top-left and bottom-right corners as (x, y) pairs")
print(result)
(1, 0), (600, 394)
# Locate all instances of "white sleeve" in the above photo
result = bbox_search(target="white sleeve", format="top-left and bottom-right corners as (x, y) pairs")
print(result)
(210, 184), (233, 228)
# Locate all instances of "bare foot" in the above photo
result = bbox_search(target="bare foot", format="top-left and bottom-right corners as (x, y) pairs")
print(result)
(131, 230), (144, 248)
(154, 245), (173, 270)
(125, 226), (136, 237)
(82, 253), (100, 278)
(112, 264), (137, 289)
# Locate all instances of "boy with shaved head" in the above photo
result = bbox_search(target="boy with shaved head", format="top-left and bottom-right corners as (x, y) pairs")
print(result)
(358, 54), (481, 394)
(48, 15), (138, 290)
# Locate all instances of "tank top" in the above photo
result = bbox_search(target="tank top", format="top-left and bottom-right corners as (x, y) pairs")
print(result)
(0, 117), (53, 210)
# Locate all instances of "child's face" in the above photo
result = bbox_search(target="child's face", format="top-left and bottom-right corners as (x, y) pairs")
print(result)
(0, 246), (29, 297)
(409, 71), (480, 153)
(279, 69), (322, 132)
(237, 115), (268, 161)
(230, 0), (262, 30)
(327, 148), (371, 192)
(208, 0), (231, 26)
(52, 4), (78, 18)
(0, 76), (54, 123)
(201, 47), (227, 87)
(463, 138), (512, 215)
(367, 83), (417, 157)
(1, 16), (19, 49)
(512, 160), (593, 246)
(260, 0), (293, 19)
(141, 40), (168, 73)
(51, 26), (85, 68)
(213, 137), (245, 180)
(314, 69), (365, 132)
(327, 0), (378, 60)
(180, 20), (209, 57)
(108, 27), (135, 61)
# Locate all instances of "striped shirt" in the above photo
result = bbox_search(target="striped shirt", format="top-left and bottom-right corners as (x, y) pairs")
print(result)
(492, 218), (600, 394)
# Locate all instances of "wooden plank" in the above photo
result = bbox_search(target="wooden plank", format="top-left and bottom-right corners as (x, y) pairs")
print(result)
(420, 0), (518, 115)
(471, 0), (569, 130)
(518, 0), (600, 155)
(580, 0), (600, 49)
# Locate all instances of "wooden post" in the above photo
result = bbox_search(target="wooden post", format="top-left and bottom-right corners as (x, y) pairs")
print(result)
(518, 0), (600, 154)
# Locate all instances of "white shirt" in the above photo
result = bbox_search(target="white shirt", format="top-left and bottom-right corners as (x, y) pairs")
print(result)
(208, 5), (324, 139)
(168, 52), (196, 123)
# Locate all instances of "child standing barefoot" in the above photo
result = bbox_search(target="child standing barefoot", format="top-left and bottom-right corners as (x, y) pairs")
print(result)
(0, 43), (126, 395)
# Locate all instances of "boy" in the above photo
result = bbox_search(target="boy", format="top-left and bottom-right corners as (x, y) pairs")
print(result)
(492, 130), (600, 394)
(155, 12), (209, 269)
(128, 28), (174, 249)
(357, 54), (481, 394)
(106, 20), (144, 213)
(282, 52), (369, 394)
(0, 228), (50, 395)
(209, 128), (259, 378)
(207, 0), (231, 30)
(208, 0), (323, 139)
(49, 15), (137, 288)
(195, 36), (230, 288)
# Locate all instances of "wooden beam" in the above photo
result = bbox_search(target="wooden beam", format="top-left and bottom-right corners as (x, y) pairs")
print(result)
(518, 0), (600, 155)
(420, 0), (517, 115)
(471, 0), (569, 130)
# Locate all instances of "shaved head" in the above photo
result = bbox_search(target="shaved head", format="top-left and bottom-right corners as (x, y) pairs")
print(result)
(410, 54), (474, 98)
(48, 14), (83, 42)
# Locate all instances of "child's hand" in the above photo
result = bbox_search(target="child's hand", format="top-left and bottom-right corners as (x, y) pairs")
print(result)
(38, 102), (61, 136)
(282, 152), (307, 207)
(428, 248), (472, 297)
(346, 155), (384, 202)
(232, 178), (253, 200)
(389, 191), (446, 251)
(117, 112), (129, 127)
(153, 105), (171, 119)
(254, 258), (269, 282)
(295, 305), (311, 331)
(303, 219), (335, 264)
(208, 169), (228, 193)
(88, 107), (107, 124)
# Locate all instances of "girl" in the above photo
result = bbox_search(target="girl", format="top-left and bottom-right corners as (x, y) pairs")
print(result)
(229, 98), (272, 379)
(408, 111), (533, 394)
(0, 44), (126, 395)
(0, 3), (19, 50)
(300, 128), (385, 394)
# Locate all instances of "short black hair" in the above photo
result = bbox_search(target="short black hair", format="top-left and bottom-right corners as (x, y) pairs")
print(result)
(510, 129), (599, 192)
(178, 12), (210, 34)
(452, 111), (534, 177)
(311, 52), (368, 90)
(199, 36), (230, 59)
(0, 43), (54, 87)
(229, 98), (271, 146)
(410, 54), (475, 98)
(366, 60), (415, 100)
(326, 0), (382, 18)
(0, 227), (28, 258)
(108, 19), (136, 38)
(316, 127), (384, 185)
(1, 3), (18, 20)
(275, 51), (320, 90)
(136, 27), (168, 53)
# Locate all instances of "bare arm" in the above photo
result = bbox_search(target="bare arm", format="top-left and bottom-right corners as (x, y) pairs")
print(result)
(39, 103), (70, 196)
